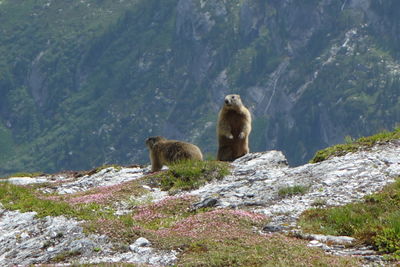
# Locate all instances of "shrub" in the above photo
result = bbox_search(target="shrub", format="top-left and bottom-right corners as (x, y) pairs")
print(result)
(278, 185), (309, 198)
(153, 160), (230, 193)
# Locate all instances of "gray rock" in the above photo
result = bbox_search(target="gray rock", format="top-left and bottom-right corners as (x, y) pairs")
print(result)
(191, 144), (400, 228)
(296, 232), (355, 245)
(2, 142), (400, 266)
(191, 197), (218, 210)
(1, 177), (48, 185)
(263, 224), (285, 233)
(132, 237), (151, 248)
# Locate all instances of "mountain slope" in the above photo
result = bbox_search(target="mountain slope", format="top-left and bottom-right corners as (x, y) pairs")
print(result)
(0, 0), (399, 175)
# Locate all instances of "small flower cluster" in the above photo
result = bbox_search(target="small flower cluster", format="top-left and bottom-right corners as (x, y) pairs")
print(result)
(42, 182), (137, 205)
(226, 209), (267, 222)
(67, 191), (114, 204)
(152, 195), (195, 210)
(132, 208), (167, 221)
(143, 208), (268, 242)
(133, 195), (195, 223)
(65, 184), (123, 204)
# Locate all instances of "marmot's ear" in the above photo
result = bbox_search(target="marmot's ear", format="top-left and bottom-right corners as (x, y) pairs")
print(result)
(146, 137), (155, 146)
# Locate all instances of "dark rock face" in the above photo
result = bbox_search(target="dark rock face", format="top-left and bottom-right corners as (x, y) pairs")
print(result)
(0, 0), (399, 175)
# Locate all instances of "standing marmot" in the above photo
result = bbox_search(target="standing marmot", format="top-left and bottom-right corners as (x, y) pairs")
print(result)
(145, 136), (203, 172)
(217, 94), (252, 161)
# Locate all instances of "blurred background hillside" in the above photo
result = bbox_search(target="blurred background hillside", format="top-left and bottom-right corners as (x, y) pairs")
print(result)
(0, 0), (399, 176)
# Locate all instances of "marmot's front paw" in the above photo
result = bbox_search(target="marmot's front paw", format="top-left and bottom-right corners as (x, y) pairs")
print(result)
(238, 132), (245, 139)
(226, 134), (234, 139)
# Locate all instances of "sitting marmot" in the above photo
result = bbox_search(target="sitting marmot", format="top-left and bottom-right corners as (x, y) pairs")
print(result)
(217, 94), (252, 161)
(145, 136), (203, 172)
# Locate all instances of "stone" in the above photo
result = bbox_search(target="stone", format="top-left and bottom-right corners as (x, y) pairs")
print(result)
(262, 224), (284, 233)
(191, 197), (218, 210)
(1, 177), (48, 185)
(308, 240), (322, 247)
(133, 237), (151, 248)
(20, 232), (30, 239)
(310, 234), (355, 245)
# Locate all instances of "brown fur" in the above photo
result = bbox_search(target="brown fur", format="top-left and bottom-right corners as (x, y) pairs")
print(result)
(145, 136), (203, 172)
(217, 94), (252, 161)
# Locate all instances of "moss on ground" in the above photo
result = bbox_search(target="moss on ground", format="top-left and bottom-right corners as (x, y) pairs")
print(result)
(310, 128), (400, 163)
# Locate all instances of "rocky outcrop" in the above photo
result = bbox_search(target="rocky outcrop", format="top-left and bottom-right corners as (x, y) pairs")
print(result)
(192, 141), (400, 224)
(0, 202), (177, 266)
(1, 141), (400, 266)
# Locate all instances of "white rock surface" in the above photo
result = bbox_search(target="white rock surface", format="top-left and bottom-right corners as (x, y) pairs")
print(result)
(0, 205), (110, 266)
(53, 167), (146, 195)
(191, 142), (400, 227)
(1, 177), (48, 185)
(0, 203), (177, 267)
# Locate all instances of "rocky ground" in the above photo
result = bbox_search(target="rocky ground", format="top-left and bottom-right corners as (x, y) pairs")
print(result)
(1, 141), (400, 266)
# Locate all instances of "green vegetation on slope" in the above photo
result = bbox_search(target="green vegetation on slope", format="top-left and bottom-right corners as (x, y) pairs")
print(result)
(278, 185), (310, 198)
(0, 182), (111, 219)
(0, 163), (359, 266)
(310, 127), (400, 163)
(0, 0), (400, 176)
(152, 160), (230, 193)
(299, 178), (400, 260)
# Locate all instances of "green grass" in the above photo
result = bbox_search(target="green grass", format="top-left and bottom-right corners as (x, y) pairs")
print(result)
(87, 164), (122, 175)
(299, 178), (400, 260)
(177, 236), (360, 267)
(52, 250), (82, 263)
(278, 185), (310, 198)
(152, 160), (230, 193)
(63, 264), (142, 267)
(90, 197), (359, 267)
(310, 128), (400, 163)
(0, 175), (360, 266)
(0, 182), (113, 220)
(5, 172), (45, 178)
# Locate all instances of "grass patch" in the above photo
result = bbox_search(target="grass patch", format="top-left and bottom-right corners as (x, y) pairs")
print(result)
(48, 179), (148, 206)
(0, 179), (360, 266)
(0, 182), (113, 220)
(310, 128), (400, 163)
(65, 264), (142, 267)
(178, 235), (359, 267)
(88, 164), (123, 175)
(278, 185), (310, 198)
(299, 178), (400, 260)
(5, 172), (45, 178)
(85, 195), (199, 243)
(311, 198), (327, 207)
(52, 250), (81, 263)
(152, 160), (230, 193)
(89, 198), (358, 266)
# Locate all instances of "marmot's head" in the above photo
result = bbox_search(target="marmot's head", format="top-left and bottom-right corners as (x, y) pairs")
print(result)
(145, 136), (166, 149)
(223, 94), (243, 109)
